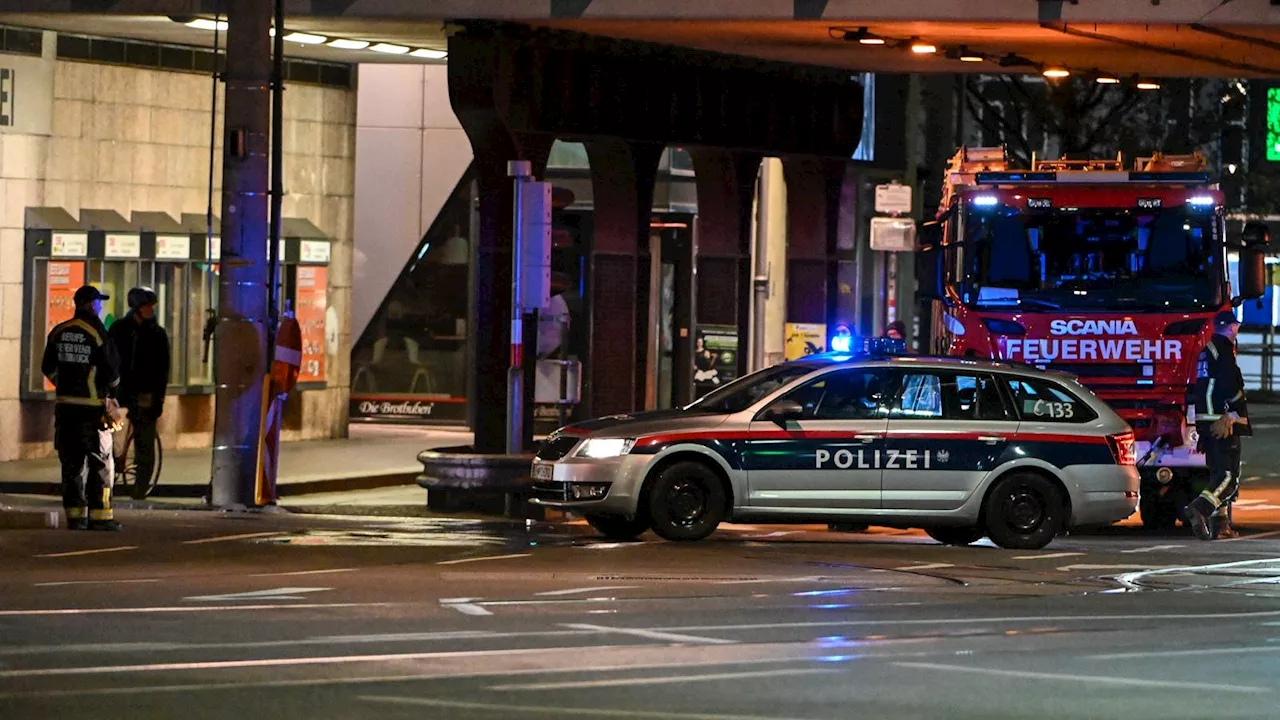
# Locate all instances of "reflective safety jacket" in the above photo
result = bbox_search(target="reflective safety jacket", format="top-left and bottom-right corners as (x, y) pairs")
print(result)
(1194, 333), (1248, 428)
(41, 311), (120, 408)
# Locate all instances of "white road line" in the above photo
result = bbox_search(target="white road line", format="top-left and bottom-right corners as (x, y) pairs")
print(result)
(0, 602), (392, 617)
(182, 532), (280, 545)
(1220, 529), (1280, 542)
(745, 532), (797, 539)
(1119, 545), (1184, 554)
(435, 553), (531, 565)
(535, 586), (639, 596)
(893, 563), (954, 571)
(361, 695), (817, 720)
(656, 609), (1280, 633)
(184, 587), (330, 602)
(491, 668), (833, 691)
(894, 662), (1268, 693)
(35, 578), (158, 587)
(439, 598), (493, 616)
(1012, 552), (1084, 560)
(36, 546), (137, 559)
(250, 568), (357, 577)
(562, 623), (735, 645)
(1089, 646), (1280, 660)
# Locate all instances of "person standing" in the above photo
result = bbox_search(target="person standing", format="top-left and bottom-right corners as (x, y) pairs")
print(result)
(41, 286), (123, 530)
(1185, 310), (1250, 541)
(109, 287), (171, 500)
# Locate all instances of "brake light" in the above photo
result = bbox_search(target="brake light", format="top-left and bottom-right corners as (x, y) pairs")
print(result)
(1106, 432), (1136, 466)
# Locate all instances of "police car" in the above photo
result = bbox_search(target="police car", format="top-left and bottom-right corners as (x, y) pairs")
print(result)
(530, 340), (1138, 550)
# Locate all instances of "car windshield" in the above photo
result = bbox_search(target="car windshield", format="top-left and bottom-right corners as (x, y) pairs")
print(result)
(685, 362), (822, 414)
(960, 205), (1222, 311)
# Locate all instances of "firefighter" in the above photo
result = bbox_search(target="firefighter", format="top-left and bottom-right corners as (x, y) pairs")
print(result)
(108, 287), (171, 499)
(41, 286), (123, 531)
(1185, 309), (1250, 541)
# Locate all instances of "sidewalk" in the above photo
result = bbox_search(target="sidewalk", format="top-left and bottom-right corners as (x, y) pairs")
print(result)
(0, 424), (472, 499)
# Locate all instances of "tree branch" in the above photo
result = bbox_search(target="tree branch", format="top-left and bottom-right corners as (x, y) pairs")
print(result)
(1076, 90), (1142, 155)
(966, 88), (1034, 166)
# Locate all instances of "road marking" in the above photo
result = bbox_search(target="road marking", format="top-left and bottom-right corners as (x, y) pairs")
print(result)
(535, 586), (639, 596)
(745, 531), (797, 539)
(894, 662), (1267, 693)
(562, 623), (735, 645)
(361, 695), (818, 720)
(1059, 564), (1182, 572)
(435, 553), (531, 565)
(1090, 645), (1280, 659)
(0, 602), (389, 617)
(1115, 556), (1280, 588)
(439, 598), (492, 616)
(655, 609), (1280, 633)
(1120, 545), (1184, 554)
(182, 532), (280, 545)
(893, 563), (954, 571)
(1012, 552), (1084, 560)
(250, 568), (357, 577)
(1220, 529), (1280, 541)
(491, 667), (833, 691)
(35, 578), (159, 587)
(36, 546), (137, 559)
(184, 587), (330, 602)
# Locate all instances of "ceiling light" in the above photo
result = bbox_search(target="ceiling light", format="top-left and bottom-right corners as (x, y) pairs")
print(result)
(1042, 67), (1070, 78)
(1137, 80), (1161, 90)
(328, 38), (370, 50)
(185, 18), (227, 31)
(860, 36), (887, 45)
(960, 52), (984, 62)
(370, 43), (410, 55)
(284, 32), (327, 45)
(946, 46), (984, 62)
(841, 27), (886, 45)
(1095, 75), (1120, 84)
(410, 48), (448, 60)
(910, 40), (937, 54)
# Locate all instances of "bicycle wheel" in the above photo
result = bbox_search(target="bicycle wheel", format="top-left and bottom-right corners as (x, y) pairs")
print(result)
(142, 433), (163, 499)
(114, 424), (139, 497)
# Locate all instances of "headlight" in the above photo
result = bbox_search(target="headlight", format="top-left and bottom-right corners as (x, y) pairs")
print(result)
(575, 438), (635, 459)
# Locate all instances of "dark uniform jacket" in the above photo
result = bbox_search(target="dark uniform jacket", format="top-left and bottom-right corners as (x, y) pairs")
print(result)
(41, 310), (120, 413)
(1194, 333), (1252, 436)
(108, 311), (170, 418)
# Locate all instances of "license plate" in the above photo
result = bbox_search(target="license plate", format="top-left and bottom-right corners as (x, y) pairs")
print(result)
(531, 463), (554, 481)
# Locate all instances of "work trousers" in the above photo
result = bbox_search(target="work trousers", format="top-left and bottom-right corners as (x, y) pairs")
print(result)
(1192, 423), (1241, 515)
(55, 408), (115, 521)
(128, 411), (158, 499)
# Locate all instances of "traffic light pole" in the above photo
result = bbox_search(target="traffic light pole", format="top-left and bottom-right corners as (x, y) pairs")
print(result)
(506, 161), (531, 455)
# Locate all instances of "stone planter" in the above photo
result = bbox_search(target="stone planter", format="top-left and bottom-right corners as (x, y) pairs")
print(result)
(416, 446), (541, 519)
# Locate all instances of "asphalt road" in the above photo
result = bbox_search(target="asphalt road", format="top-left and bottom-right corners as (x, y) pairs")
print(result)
(4, 409), (1280, 720)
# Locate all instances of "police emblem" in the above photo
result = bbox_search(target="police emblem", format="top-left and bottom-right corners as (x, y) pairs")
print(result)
(936, 450), (950, 464)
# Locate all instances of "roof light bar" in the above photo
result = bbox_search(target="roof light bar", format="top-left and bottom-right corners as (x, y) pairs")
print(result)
(971, 195), (999, 206)
(1188, 195), (1216, 206)
(977, 171), (1210, 184)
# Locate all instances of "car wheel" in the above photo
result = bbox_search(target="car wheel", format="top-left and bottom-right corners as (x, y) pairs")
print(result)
(828, 522), (870, 533)
(983, 472), (1065, 550)
(646, 461), (727, 542)
(1139, 493), (1178, 532)
(584, 514), (650, 541)
(925, 527), (985, 546)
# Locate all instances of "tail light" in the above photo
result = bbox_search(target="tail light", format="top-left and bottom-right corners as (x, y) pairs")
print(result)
(1106, 432), (1136, 466)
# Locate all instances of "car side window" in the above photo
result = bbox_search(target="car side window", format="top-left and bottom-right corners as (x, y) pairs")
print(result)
(778, 368), (892, 420)
(1004, 376), (1098, 423)
(891, 371), (1011, 421)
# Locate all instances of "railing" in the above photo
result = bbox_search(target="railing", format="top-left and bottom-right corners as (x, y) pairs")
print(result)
(1237, 329), (1278, 392)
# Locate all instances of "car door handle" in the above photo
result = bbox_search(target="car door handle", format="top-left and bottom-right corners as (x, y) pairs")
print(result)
(854, 434), (880, 442)
(977, 435), (1007, 444)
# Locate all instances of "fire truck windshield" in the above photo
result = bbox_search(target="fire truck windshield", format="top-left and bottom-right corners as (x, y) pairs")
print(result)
(959, 205), (1222, 312)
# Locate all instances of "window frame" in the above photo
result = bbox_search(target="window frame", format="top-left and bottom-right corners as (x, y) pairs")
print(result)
(761, 365), (897, 421)
(1000, 373), (1099, 424)
(885, 368), (1016, 422)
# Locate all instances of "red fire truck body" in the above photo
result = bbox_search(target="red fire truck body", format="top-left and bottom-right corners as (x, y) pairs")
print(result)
(921, 147), (1267, 529)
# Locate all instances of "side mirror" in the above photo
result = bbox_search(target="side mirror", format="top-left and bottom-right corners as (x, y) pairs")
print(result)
(1238, 221), (1270, 302)
(1242, 220), (1271, 249)
(761, 398), (804, 427)
(916, 222), (945, 301)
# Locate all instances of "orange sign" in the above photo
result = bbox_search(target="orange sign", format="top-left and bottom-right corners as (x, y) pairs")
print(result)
(295, 265), (327, 383)
(44, 261), (84, 390)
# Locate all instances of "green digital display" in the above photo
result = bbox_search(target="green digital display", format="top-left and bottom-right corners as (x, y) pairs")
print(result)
(1269, 88), (1280, 162)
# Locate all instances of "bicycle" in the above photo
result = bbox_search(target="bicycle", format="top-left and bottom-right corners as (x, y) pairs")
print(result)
(113, 416), (164, 500)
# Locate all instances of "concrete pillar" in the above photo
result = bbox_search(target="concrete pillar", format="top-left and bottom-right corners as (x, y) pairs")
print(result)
(690, 149), (762, 382)
(758, 158), (788, 368)
(583, 140), (664, 418)
(210, 0), (272, 508)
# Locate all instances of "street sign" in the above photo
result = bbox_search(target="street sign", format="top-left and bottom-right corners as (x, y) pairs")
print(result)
(869, 216), (917, 252)
(875, 183), (913, 215)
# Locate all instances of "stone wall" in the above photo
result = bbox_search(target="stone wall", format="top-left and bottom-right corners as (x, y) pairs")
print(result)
(0, 47), (355, 461)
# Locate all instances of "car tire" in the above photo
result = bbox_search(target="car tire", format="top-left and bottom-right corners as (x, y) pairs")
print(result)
(646, 461), (727, 542)
(584, 514), (650, 541)
(925, 527), (985, 546)
(1139, 493), (1178, 532)
(983, 472), (1066, 550)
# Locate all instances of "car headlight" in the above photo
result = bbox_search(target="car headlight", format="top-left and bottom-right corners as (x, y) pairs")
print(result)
(574, 438), (636, 459)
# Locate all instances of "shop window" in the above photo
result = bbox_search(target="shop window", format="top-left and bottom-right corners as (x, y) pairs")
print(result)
(187, 265), (218, 386)
(547, 141), (589, 170)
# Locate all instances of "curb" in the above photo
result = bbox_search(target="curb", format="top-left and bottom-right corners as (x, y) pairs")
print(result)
(0, 471), (420, 500)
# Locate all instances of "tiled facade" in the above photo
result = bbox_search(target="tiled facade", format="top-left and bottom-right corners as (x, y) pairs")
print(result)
(0, 50), (356, 461)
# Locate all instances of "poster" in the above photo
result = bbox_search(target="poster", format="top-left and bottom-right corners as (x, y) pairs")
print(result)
(44, 261), (83, 390)
(785, 323), (827, 360)
(693, 324), (739, 399)
(295, 265), (327, 383)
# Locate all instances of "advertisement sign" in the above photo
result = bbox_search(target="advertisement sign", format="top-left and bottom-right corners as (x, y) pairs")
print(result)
(785, 323), (827, 360)
(295, 265), (327, 383)
(44, 260), (83, 390)
(156, 235), (190, 260)
(51, 232), (87, 257)
(348, 394), (468, 423)
(300, 240), (331, 264)
(693, 324), (740, 399)
(104, 233), (141, 258)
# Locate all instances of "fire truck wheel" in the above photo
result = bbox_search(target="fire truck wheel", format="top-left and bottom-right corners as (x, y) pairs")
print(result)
(1138, 494), (1179, 531)
(584, 513), (651, 541)
(925, 527), (985, 546)
(983, 472), (1065, 550)
(646, 461), (727, 542)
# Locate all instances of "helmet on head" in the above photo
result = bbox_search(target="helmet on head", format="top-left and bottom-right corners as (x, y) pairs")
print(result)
(127, 286), (158, 310)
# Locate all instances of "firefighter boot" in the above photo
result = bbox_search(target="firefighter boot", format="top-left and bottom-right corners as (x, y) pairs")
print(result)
(88, 519), (122, 531)
(1184, 500), (1213, 541)
(1214, 505), (1239, 539)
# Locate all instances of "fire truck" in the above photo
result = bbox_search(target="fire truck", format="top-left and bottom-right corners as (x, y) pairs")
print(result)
(918, 146), (1271, 529)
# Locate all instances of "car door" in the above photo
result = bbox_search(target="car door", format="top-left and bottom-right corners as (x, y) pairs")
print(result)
(882, 369), (1018, 511)
(745, 367), (894, 510)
